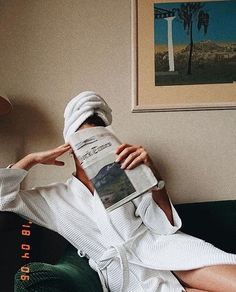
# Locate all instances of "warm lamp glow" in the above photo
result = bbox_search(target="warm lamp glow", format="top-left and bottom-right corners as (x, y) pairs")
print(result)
(0, 96), (12, 116)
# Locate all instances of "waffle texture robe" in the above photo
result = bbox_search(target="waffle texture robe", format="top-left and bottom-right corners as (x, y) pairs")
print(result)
(1, 168), (236, 292)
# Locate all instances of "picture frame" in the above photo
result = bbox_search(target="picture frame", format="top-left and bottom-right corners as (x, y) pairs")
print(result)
(131, 0), (236, 112)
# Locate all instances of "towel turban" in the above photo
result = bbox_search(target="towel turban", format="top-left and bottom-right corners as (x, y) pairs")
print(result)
(63, 91), (112, 142)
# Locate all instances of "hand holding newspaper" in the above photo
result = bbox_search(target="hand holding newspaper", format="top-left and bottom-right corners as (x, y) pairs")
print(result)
(68, 126), (157, 211)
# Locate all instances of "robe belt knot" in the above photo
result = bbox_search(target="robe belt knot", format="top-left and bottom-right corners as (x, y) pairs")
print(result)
(89, 244), (129, 292)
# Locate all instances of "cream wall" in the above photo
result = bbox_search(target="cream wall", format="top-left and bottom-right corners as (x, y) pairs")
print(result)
(0, 0), (235, 203)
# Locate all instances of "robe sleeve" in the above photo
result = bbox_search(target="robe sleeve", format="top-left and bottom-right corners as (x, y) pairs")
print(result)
(0, 168), (58, 231)
(133, 191), (182, 235)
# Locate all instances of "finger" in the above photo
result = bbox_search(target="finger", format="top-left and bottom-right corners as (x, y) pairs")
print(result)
(120, 149), (142, 169)
(54, 160), (65, 166)
(58, 143), (70, 148)
(69, 148), (73, 155)
(115, 143), (131, 155)
(53, 145), (71, 155)
(43, 148), (70, 163)
(126, 155), (145, 170)
(57, 146), (71, 152)
(115, 145), (140, 162)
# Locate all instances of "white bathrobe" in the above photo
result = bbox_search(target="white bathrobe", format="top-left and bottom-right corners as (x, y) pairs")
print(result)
(1, 168), (236, 292)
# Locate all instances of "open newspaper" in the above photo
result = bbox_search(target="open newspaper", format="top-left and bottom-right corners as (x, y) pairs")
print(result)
(68, 126), (157, 212)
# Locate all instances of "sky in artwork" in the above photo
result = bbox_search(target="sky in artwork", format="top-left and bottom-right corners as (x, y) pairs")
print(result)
(154, 0), (236, 45)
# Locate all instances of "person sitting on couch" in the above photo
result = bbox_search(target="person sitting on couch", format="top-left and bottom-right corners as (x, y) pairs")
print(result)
(1, 91), (236, 292)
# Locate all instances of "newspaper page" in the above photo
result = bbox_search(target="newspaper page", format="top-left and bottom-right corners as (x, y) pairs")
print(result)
(68, 126), (157, 211)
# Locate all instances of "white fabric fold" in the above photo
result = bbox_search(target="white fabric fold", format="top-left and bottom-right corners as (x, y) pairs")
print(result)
(63, 91), (112, 142)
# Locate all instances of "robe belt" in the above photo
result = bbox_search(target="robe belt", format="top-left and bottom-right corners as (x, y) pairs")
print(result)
(89, 227), (148, 292)
(91, 193), (148, 291)
(89, 244), (129, 292)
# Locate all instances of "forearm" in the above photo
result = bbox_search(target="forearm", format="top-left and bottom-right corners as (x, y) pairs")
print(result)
(149, 161), (174, 225)
(152, 187), (174, 226)
(11, 154), (37, 171)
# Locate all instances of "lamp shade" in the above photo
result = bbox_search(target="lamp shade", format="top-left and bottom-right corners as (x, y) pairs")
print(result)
(0, 96), (12, 116)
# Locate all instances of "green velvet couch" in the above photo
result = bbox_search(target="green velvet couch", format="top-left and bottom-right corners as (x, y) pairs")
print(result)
(14, 200), (236, 292)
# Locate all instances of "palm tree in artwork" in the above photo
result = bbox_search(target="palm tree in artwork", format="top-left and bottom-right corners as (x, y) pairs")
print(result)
(176, 3), (209, 75)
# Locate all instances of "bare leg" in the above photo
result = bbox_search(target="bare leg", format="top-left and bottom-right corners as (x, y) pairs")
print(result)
(173, 264), (236, 292)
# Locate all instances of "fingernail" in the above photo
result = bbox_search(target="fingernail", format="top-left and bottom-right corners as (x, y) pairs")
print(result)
(120, 164), (125, 169)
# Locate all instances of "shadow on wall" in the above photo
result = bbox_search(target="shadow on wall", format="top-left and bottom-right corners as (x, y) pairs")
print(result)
(0, 96), (56, 166)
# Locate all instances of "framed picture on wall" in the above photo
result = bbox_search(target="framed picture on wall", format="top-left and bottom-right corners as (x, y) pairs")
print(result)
(131, 0), (236, 112)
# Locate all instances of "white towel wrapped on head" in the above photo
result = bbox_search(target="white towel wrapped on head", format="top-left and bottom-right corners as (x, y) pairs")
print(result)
(63, 91), (112, 142)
